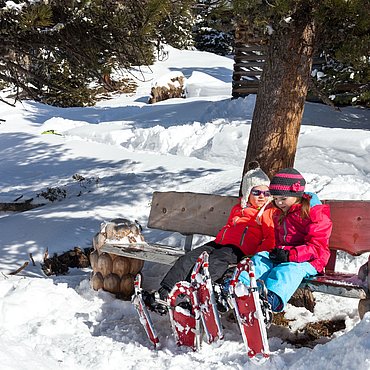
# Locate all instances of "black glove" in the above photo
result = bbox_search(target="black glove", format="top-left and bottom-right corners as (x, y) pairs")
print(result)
(269, 248), (290, 264)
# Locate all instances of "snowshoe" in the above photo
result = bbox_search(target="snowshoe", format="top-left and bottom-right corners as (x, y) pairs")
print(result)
(167, 281), (201, 350)
(131, 274), (160, 348)
(191, 251), (224, 344)
(229, 258), (270, 364)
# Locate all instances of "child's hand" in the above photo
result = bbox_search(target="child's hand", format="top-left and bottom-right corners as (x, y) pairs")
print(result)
(269, 248), (290, 263)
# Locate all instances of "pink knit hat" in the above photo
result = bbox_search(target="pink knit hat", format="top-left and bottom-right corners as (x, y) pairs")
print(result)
(269, 168), (306, 197)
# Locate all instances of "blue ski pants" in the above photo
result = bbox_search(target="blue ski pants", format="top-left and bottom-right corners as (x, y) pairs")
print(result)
(238, 251), (318, 311)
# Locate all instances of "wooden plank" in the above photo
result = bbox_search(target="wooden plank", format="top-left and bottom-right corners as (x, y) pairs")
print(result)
(148, 191), (239, 237)
(234, 54), (266, 62)
(232, 89), (259, 95)
(301, 281), (367, 299)
(234, 62), (265, 68)
(232, 85), (259, 91)
(101, 241), (185, 265)
(324, 200), (370, 256)
(234, 45), (266, 52)
(233, 80), (260, 86)
(234, 36), (266, 45)
(233, 79), (260, 84)
(301, 271), (367, 299)
(236, 52), (266, 59)
(233, 70), (263, 77)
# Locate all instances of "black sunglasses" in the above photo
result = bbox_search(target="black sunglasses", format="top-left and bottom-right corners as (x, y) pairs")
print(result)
(251, 189), (271, 197)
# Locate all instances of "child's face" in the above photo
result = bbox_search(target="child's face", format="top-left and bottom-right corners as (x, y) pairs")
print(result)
(273, 196), (299, 213)
(248, 185), (270, 208)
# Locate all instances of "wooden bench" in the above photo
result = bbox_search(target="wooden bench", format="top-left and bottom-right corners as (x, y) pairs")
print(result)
(102, 191), (370, 318)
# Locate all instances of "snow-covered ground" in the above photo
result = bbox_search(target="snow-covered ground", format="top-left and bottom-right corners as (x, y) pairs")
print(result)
(0, 46), (369, 370)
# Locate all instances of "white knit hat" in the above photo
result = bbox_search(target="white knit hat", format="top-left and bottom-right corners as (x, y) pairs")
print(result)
(241, 162), (270, 209)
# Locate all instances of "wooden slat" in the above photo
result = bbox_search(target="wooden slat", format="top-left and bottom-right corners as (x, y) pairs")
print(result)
(324, 200), (370, 256)
(233, 70), (263, 77)
(233, 90), (258, 94)
(234, 54), (265, 62)
(232, 80), (260, 86)
(234, 35), (266, 44)
(301, 272), (367, 299)
(101, 241), (185, 265)
(232, 85), (259, 90)
(148, 191), (238, 237)
(232, 88), (259, 95)
(234, 45), (267, 52)
(234, 61), (265, 68)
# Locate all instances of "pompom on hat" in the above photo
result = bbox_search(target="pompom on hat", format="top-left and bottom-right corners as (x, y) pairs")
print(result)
(269, 168), (306, 197)
(241, 161), (270, 208)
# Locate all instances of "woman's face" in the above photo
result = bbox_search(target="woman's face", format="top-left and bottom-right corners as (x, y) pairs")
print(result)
(248, 185), (271, 208)
(273, 196), (298, 213)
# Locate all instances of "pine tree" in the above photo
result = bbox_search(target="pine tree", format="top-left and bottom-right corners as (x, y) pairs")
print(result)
(154, 0), (196, 50)
(234, 0), (370, 178)
(193, 0), (235, 55)
(0, 0), (167, 107)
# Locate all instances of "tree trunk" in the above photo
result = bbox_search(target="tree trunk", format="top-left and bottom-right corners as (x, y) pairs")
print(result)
(242, 3), (316, 181)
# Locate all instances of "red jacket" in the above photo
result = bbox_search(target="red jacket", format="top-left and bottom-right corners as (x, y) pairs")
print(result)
(274, 203), (332, 273)
(214, 200), (275, 256)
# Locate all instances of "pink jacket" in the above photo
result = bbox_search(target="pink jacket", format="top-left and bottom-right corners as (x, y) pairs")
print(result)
(214, 200), (275, 256)
(274, 203), (332, 273)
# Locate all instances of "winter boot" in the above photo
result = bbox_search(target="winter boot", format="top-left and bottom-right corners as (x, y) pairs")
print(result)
(257, 280), (273, 328)
(213, 283), (230, 313)
(142, 287), (169, 315)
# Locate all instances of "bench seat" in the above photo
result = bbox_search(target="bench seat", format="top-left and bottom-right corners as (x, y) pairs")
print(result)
(101, 241), (185, 265)
(301, 272), (368, 299)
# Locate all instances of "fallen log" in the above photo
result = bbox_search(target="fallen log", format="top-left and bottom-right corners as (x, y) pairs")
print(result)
(0, 202), (44, 212)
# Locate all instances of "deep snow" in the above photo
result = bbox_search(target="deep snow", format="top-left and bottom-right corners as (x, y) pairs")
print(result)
(0, 46), (369, 370)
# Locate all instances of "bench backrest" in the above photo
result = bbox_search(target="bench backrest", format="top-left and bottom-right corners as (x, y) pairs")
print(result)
(148, 191), (238, 237)
(148, 191), (370, 261)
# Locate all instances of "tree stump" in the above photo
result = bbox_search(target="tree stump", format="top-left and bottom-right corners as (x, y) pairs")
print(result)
(90, 218), (144, 300)
(148, 71), (186, 104)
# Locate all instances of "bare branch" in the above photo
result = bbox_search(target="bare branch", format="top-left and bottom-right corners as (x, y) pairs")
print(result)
(9, 262), (29, 275)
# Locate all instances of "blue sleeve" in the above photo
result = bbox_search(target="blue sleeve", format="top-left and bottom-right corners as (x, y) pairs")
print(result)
(305, 192), (322, 207)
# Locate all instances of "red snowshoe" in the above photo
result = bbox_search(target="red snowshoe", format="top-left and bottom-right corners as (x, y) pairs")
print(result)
(191, 251), (224, 344)
(229, 258), (270, 364)
(131, 274), (160, 348)
(167, 281), (201, 350)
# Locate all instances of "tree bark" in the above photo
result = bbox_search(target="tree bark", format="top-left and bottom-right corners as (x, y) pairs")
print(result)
(242, 3), (316, 181)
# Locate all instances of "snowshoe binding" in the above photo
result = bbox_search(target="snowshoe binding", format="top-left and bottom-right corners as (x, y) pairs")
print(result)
(141, 288), (169, 316)
(257, 279), (273, 328)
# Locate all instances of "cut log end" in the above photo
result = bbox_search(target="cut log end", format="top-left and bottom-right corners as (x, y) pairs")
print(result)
(358, 298), (370, 319)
